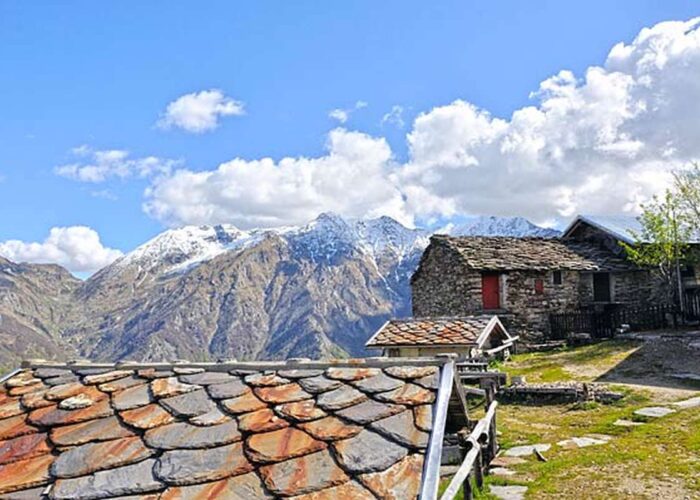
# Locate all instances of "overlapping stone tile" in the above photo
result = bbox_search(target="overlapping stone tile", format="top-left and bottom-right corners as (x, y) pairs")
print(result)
(119, 403), (175, 430)
(144, 420), (241, 449)
(259, 449), (348, 497)
(58, 393), (98, 410)
(220, 391), (267, 414)
(189, 408), (231, 426)
(98, 375), (145, 393)
(0, 414), (38, 440)
(45, 382), (91, 402)
(276, 400), (327, 422)
(277, 369), (323, 379)
(29, 399), (112, 427)
(238, 408), (290, 433)
(160, 471), (273, 499)
(0, 453), (53, 495)
(51, 458), (164, 499)
(159, 389), (216, 417)
(83, 370), (132, 385)
(4, 372), (40, 389)
(138, 368), (174, 379)
(33, 368), (72, 379)
(297, 376), (342, 394)
(0, 399), (23, 419)
(254, 383), (311, 404)
(349, 372), (404, 394)
(21, 390), (53, 410)
(335, 399), (404, 425)
(384, 366), (437, 380)
(50, 416), (134, 446)
(150, 377), (199, 398)
(179, 371), (236, 386)
(206, 378), (249, 399)
(8, 382), (45, 397)
(172, 367), (204, 375)
(325, 367), (380, 381)
(0, 433), (50, 465)
(51, 436), (154, 478)
(413, 372), (439, 390)
(289, 480), (374, 499)
(359, 453), (424, 499)
(374, 383), (435, 406)
(299, 416), (362, 442)
(112, 384), (152, 411)
(154, 442), (253, 486)
(370, 410), (429, 448)
(413, 404), (433, 432)
(245, 372), (291, 387)
(246, 427), (326, 463)
(333, 429), (408, 473)
(43, 374), (79, 387)
(316, 385), (367, 411)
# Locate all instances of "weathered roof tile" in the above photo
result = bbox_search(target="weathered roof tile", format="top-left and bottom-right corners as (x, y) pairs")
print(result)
(0, 415), (38, 440)
(205, 378), (249, 399)
(20, 390), (53, 410)
(220, 391), (267, 414)
(119, 403), (175, 430)
(244, 372), (291, 387)
(179, 371), (235, 386)
(370, 410), (429, 448)
(350, 372), (404, 394)
(154, 442), (253, 486)
(289, 480), (374, 499)
(374, 383), (436, 406)
(325, 367), (380, 381)
(275, 400), (327, 422)
(384, 366), (438, 380)
(259, 449), (348, 497)
(50, 416), (134, 446)
(159, 389), (216, 417)
(150, 377), (199, 399)
(254, 383), (311, 404)
(246, 427), (326, 463)
(359, 453), (424, 499)
(144, 420), (241, 450)
(277, 369), (323, 379)
(83, 370), (132, 385)
(51, 458), (164, 499)
(0, 433), (50, 465)
(160, 471), (273, 499)
(237, 408), (290, 433)
(0, 399), (24, 419)
(111, 384), (152, 411)
(28, 399), (112, 427)
(413, 405), (433, 432)
(189, 408), (231, 426)
(333, 429), (408, 473)
(51, 436), (154, 478)
(297, 376), (342, 394)
(335, 399), (404, 425)
(299, 416), (362, 442)
(316, 385), (367, 411)
(0, 454), (53, 495)
(98, 375), (144, 393)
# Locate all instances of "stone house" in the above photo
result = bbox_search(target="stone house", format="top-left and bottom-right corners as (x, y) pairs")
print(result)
(411, 234), (656, 339)
(366, 315), (517, 360)
(0, 357), (470, 499)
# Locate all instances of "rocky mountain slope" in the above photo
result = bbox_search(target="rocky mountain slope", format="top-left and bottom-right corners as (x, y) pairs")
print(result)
(0, 214), (554, 366)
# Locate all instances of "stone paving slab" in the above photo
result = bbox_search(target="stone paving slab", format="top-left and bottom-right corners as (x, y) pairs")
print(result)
(672, 396), (700, 409)
(557, 435), (611, 449)
(503, 443), (551, 457)
(634, 406), (676, 418)
(490, 485), (528, 500)
(613, 419), (644, 427)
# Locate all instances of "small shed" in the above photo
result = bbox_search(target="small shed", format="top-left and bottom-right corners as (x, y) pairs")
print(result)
(366, 315), (517, 360)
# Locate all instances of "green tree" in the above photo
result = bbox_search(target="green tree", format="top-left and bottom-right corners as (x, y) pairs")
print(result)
(622, 190), (692, 309)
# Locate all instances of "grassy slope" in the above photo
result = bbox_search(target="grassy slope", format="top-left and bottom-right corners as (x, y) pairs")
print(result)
(442, 341), (700, 499)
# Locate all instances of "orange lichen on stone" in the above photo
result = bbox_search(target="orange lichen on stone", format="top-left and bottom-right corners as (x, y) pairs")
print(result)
(254, 383), (311, 404)
(0, 433), (51, 465)
(0, 453), (53, 494)
(246, 427), (326, 463)
(299, 416), (362, 442)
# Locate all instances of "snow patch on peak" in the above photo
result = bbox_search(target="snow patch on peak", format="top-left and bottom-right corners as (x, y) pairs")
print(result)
(449, 216), (561, 238)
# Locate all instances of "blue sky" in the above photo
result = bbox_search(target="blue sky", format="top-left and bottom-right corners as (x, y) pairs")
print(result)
(1, 1), (700, 273)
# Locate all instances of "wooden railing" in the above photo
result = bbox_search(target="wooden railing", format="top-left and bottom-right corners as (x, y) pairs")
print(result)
(440, 401), (499, 500)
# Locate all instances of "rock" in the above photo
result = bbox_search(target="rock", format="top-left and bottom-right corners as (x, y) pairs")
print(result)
(0, 454), (53, 495)
(316, 385), (367, 411)
(159, 471), (272, 499)
(557, 435), (610, 449)
(189, 408), (231, 426)
(490, 467), (516, 476)
(144, 420), (241, 450)
(299, 416), (363, 442)
(0, 433), (50, 465)
(83, 370), (132, 385)
(333, 429), (407, 473)
(29, 399), (112, 427)
(0, 414), (38, 441)
(244, 373), (290, 387)
(370, 410), (429, 449)
(634, 407), (676, 418)
(672, 396), (700, 409)
(246, 427), (326, 463)
(112, 384), (152, 411)
(258, 450), (348, 496)
(350, 372), (404, 394)
(119, 404), (175, 430)
(359, 453), (423, 498)
(384, 366), (437, 379)
(490, 485), (528, 500)
(503, 443), (551, 457)
(298, 376), (342, 394)
(51, 436), (153, 478)
(275, 400), (327, 422)
(206, 379), (250, 399)
(325, 368), (381, 381)
(98, 375), (144, 393)
(413, 405), (433, 431)
(254, 383), (311, 404)
(276, 369), (323, 379)
(288, 480), (373, 499)
(413, 373), (439, 390)
(490, 456), (527, 467)
(179, 372), (236, 386)
(237, 409), (290, 433)
(0, 399), (23, 419)
(335, 399), (403, 425)
(150, 377), (199, 399)
(613, 419), (644, 427)
(374, 384), (435, 406)
(58, 394), (95, 410)
(154, 443), (253, 486)
(220, 392), (267, 414)
(159, 389), (216, 417)
(51, 459), (163, 499)
(50, 416), (134, 446)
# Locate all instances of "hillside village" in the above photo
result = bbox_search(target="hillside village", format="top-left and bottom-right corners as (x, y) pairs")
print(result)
(1, 211), (699, 499)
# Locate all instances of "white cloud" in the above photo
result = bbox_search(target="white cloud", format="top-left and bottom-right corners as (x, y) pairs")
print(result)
(144, 18), (700, 228)
(144, 128), (410, 229)
(0, 226), (123, 274)
(156, 89), (244, 133)
(55, 146), (180, 183)
(381, 105), (405, 128)
(328, 100), (368, 124)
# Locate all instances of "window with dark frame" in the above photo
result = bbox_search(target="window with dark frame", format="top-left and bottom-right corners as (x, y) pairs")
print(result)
(552, 270), (562, 285)
(534, 278), (544, 295)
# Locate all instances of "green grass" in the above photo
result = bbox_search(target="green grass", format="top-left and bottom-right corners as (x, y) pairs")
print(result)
(445, 340), (700, 499)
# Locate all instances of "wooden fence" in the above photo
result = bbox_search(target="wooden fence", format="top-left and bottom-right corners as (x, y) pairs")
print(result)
(549, 304), (676, 340)
(440, 401), (499, 500)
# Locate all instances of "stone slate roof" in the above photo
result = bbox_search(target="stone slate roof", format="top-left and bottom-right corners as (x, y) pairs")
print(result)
(0, 357), (464, 499)
(434, 235), (639, 272)
(367, 315), (505, 347)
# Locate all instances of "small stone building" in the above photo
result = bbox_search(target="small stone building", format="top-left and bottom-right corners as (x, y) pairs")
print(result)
(0, 357), (470, 499)
(366, 315), (517, 360)
(411, 234), (657, 339)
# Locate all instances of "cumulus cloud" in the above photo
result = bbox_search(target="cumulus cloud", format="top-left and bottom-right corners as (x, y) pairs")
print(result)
(0, 226), (123, 274)
(144, 128), (409, 229)
(55, 146), (180, 183)
(328, 101), (368, 124)
(145, 18), (700, 228)
(156, 89), (244, 133)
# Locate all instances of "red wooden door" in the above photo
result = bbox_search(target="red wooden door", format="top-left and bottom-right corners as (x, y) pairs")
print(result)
(481, 273), (500, 310)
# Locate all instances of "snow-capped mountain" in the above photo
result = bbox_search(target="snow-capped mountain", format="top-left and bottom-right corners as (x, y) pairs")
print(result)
(449, 215), (560, 238)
